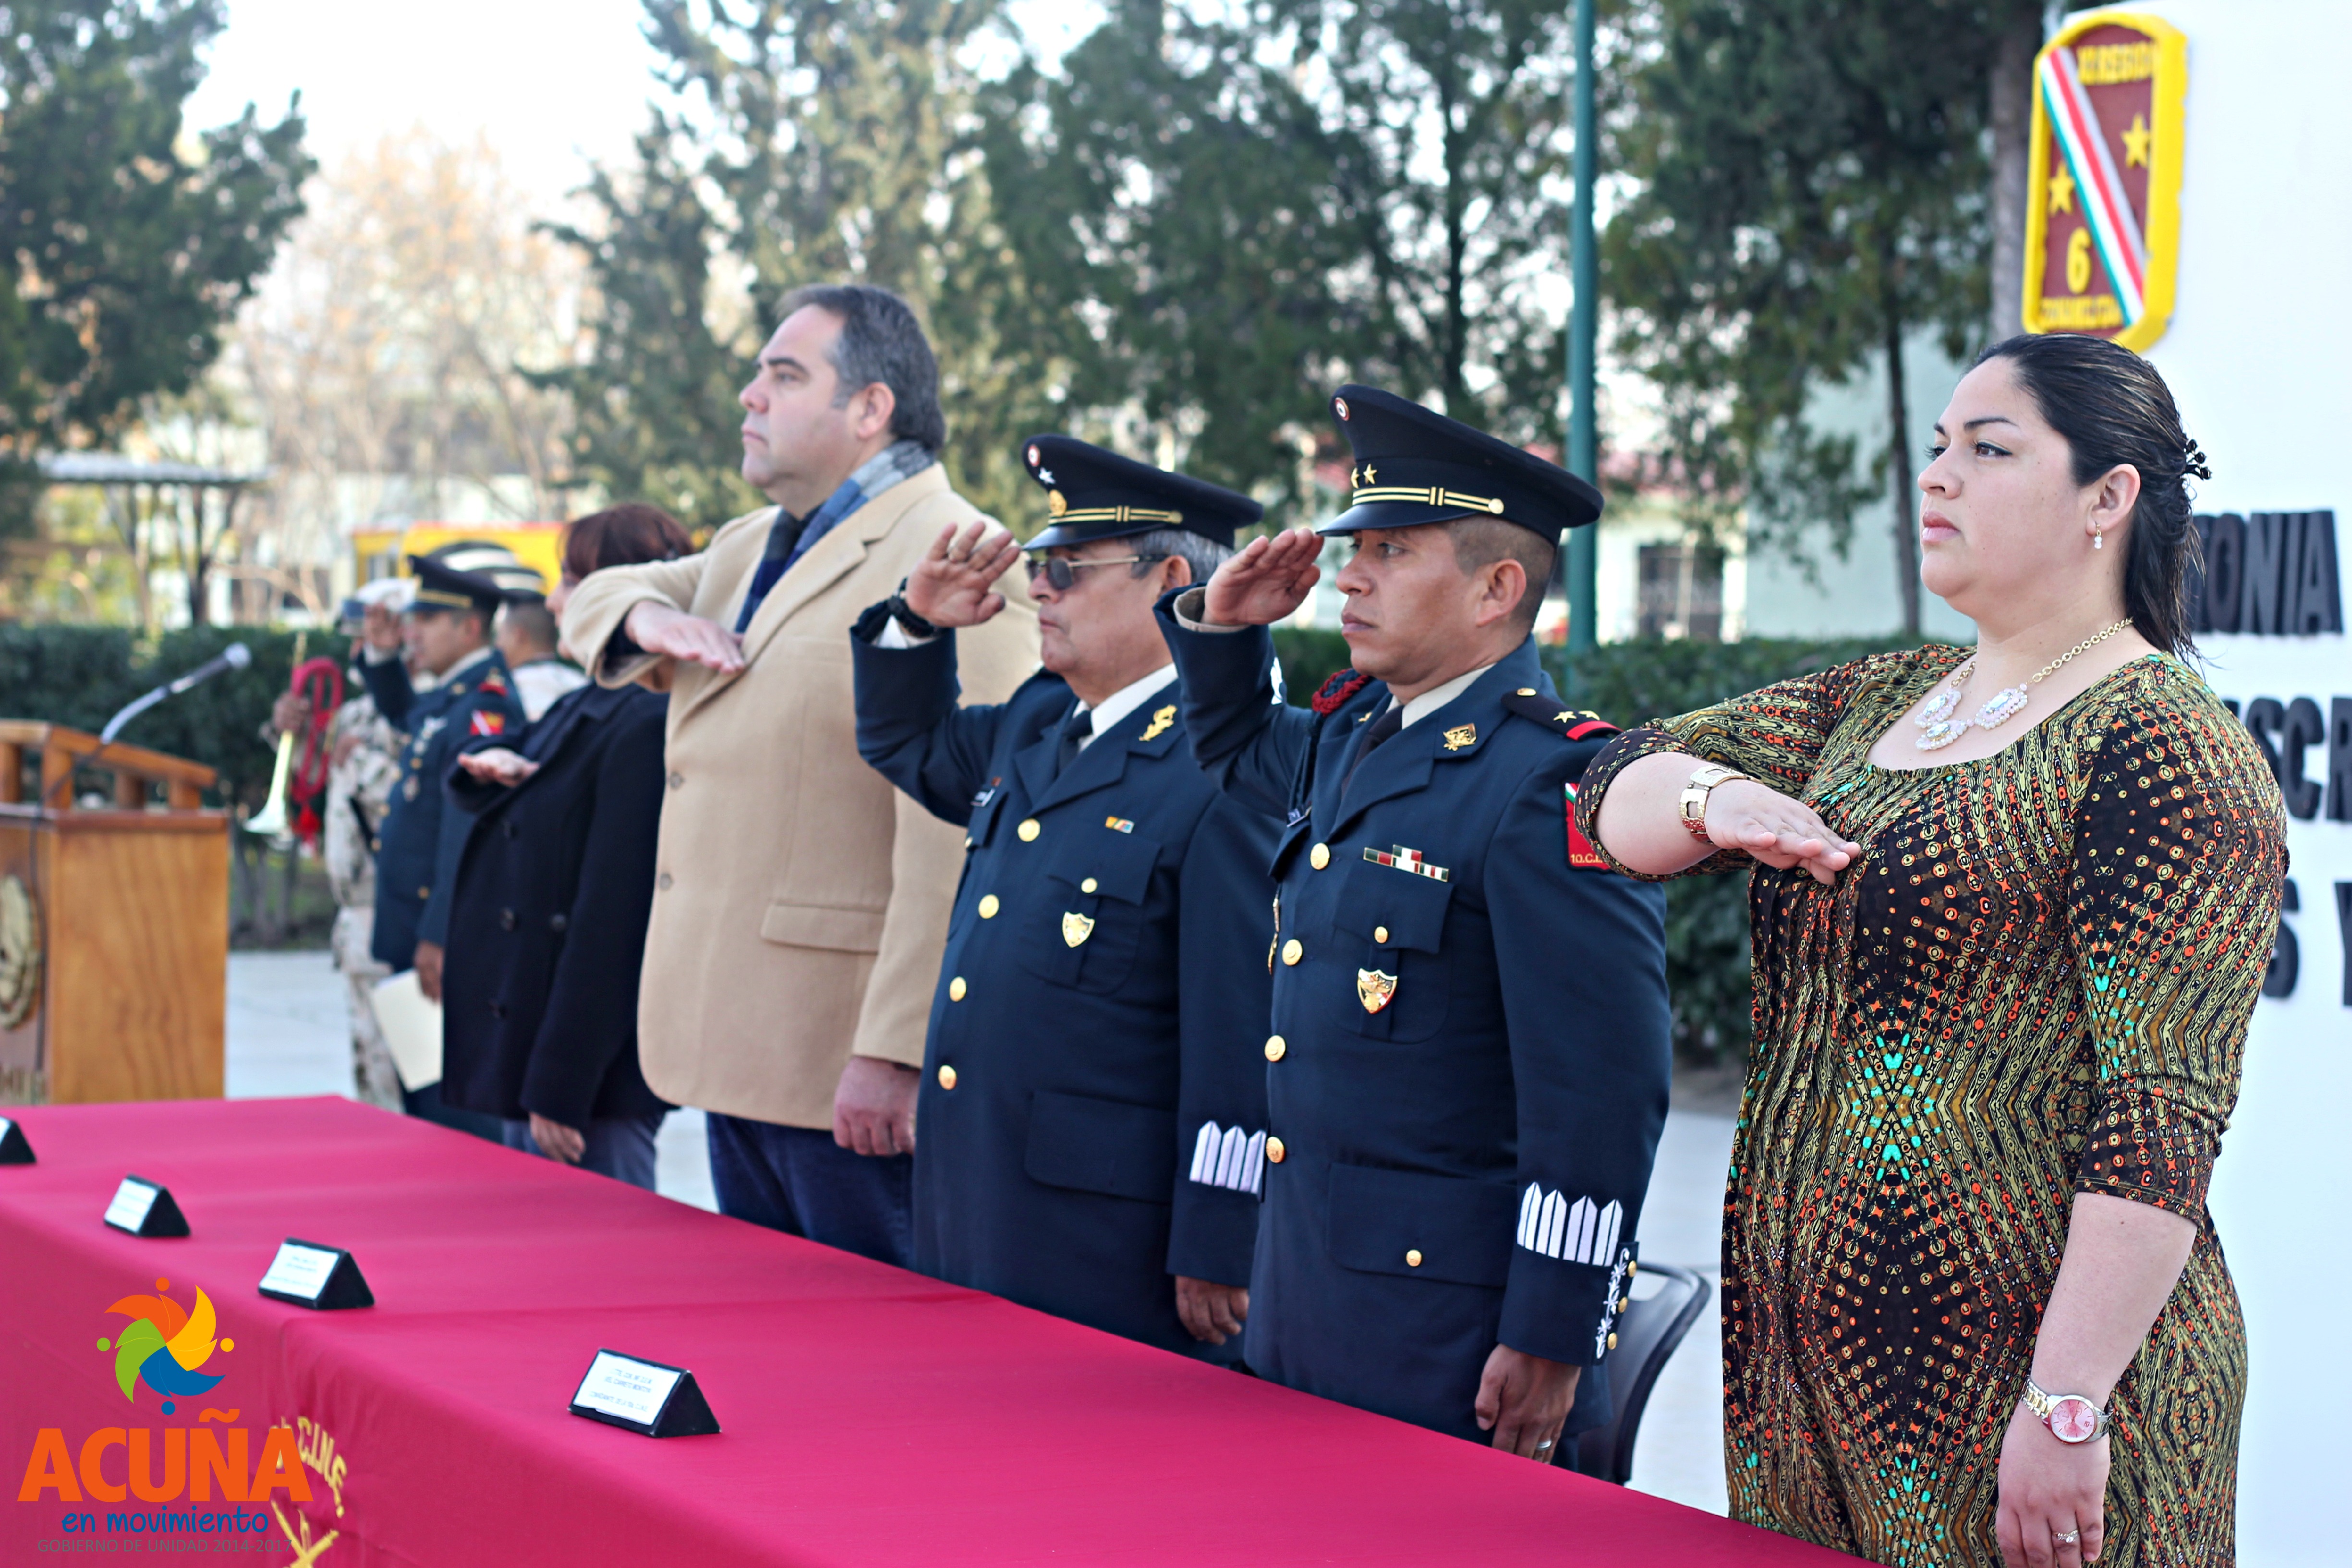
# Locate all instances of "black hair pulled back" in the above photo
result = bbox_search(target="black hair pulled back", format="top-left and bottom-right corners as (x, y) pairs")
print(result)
(1973, 333), (2207, 657)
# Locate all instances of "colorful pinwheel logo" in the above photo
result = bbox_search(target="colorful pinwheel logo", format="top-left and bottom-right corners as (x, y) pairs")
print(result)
(95, 1277), (234, 1415)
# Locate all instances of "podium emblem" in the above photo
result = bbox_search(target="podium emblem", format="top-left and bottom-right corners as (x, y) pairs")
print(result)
(0, 873), (39, 1029)
(2023, 12), (2186, 352)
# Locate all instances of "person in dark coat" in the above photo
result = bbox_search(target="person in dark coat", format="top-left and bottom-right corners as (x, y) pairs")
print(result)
(439, 506), (695, 1189)
(850, 437), (1275, 1360)
(1152, 385), (1673, 1461)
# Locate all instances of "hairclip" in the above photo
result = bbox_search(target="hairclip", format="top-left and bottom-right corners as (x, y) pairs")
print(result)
(2182, 438), (2212, 482)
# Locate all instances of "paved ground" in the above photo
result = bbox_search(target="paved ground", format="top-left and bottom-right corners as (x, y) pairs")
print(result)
(226, 950), (1731, 1514)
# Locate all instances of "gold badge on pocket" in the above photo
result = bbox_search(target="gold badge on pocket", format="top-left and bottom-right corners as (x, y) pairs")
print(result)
(1357, 968), (1397, 1014)
(1062, 912), (1096, 948)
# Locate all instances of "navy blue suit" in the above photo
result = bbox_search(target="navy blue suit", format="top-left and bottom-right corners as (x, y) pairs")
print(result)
(363, 651), (525, 970)
(1157, 594), (1672, 1443)
(852, 608), (1275, 1359)
(439, 683), (672, 1128)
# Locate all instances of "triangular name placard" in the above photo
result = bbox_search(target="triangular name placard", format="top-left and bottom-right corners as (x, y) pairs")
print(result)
(102, 1174), (188, 1238)
(257, 1238), (375, 1310)
(0, 1117), (32, 1164)
(569, 1349), (722, 1438)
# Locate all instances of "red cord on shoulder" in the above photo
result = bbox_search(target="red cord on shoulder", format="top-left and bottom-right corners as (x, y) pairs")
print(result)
(1310, 669), (1370, 715)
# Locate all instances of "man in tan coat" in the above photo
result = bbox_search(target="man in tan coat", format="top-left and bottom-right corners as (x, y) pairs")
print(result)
(562, 284), (1035, 1263)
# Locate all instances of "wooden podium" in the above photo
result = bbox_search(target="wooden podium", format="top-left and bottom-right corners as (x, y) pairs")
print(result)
(0, 722), (228, 1105)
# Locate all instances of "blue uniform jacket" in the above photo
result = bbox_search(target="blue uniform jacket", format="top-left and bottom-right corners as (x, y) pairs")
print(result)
(363, 650), (525, 970)
(1155, 594), (1672, 1442)
(438, 683), (673, 1128)
(851, 607), (1275, 1360)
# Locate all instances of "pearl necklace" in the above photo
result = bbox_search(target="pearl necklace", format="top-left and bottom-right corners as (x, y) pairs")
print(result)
(1914, 619), (2134, 751)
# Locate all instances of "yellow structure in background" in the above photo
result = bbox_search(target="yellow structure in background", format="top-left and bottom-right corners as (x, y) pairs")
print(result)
(352, 523), (565, 593)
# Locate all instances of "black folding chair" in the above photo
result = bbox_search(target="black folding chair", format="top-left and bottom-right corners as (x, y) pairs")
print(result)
(1567, 1260), (1712, 1485)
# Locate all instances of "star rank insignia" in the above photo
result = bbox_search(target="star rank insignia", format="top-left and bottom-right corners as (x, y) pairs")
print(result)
(1501, 690), (1621, 742)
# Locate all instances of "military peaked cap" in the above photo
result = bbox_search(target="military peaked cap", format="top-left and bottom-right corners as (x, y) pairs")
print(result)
(408, 540), (545, 612)
(1319, 384), (1603, 539)
(1021, 434), (1263, 550)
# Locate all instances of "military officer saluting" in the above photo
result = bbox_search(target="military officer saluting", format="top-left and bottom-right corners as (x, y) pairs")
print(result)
(360, 542), (533, 1053)
(851, 436), (1277, 1361)
(1154, 385), (1672, 1459)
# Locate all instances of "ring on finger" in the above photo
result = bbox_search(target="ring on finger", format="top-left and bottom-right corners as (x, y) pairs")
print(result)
(2053, 1529), (2080, 1544)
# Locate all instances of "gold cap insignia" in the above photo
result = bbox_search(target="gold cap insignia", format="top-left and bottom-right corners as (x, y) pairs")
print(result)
(1062, 911), (1095, 948)
(1046, 489), (1068, 517)
(1442, 723), (1477, 752)
(1140, 704), (1176, 741)
(1357, 968), (1396, 1014)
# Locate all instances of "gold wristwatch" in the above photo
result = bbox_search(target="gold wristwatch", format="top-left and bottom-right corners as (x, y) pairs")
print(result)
(1676, 764), (1742, 843)
(2022, 1376), (2110, 1444)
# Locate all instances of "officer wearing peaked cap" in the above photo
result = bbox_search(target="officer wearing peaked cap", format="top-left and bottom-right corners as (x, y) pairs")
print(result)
(1153, 385), (1671, 1459)
(850, 435), (1278, 1360)
(360, 542), (531, 1051)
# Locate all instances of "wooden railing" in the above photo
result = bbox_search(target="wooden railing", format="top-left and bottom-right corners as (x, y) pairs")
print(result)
(0, 721), (216, 812)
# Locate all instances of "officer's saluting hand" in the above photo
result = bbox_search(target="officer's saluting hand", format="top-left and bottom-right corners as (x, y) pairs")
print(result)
(851, 437), (1277, 1361)
(1155, 385), (1672, 1462)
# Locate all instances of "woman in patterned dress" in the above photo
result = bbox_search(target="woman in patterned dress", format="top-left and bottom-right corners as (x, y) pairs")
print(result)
(1579, 335), (2284, 1568)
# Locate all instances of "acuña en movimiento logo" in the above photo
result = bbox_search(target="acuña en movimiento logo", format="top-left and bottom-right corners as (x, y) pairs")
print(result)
(16, 1277), (315, 1545)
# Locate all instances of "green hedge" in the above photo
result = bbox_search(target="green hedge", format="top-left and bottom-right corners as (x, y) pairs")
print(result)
(0, 624), (340, 810)
(1272, 628), (1928, 1059)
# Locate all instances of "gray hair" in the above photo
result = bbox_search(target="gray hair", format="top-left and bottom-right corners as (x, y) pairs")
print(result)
(776, 283), (946, 451)
(1127, 527), (1234, 586)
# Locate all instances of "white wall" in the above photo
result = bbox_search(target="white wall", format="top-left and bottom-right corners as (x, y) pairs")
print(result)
(2123, 7), (2352, 1565)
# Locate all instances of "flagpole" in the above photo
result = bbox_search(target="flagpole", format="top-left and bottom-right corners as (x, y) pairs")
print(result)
(1564, 0), (1600, 679)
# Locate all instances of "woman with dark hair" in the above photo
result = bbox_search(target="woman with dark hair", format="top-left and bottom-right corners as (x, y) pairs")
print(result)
(1579, 336), (2283, 1568)
(438, 504), (696, 1189)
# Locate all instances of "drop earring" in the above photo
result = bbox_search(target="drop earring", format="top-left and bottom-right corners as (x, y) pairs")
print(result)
(2092, 526), (2103, 550)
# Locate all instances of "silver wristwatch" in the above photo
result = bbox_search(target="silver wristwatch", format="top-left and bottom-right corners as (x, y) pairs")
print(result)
(2022, 1376), (2110, 1444)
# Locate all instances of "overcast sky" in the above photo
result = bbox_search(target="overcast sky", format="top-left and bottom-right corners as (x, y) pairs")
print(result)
(184, 0), (1097, 201)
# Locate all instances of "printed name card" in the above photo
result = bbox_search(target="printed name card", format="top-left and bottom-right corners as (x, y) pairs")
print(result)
(0, 1116), (32, 1164)
(257, 1239), (374, 1310)
(101, 1174), (187, 1238)
(568, 1349), (721, 1438)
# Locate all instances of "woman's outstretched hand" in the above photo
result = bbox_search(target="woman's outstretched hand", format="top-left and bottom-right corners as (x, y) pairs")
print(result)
(1704, 778), (1861, 885)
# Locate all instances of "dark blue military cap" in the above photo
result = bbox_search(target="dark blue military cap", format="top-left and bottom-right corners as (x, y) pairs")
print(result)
(1021, 435), (1263, 550)
(1319, 384), (1603, 538)
(407, 540), (543, 613)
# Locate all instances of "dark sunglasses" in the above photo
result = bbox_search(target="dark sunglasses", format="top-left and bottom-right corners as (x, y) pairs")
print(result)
(1025, 553), (1168, 591)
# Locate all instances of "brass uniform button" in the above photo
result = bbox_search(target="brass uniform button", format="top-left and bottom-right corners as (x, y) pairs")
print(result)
(948, 976), (968, 1001)
(1264, 1034), (1286, 1062)
(1017, 818), (1041, 842)
(1405, 1249), (1423, 1267)
(977, 894), (1000, 919)
(937, 1065), (957, 1090)
(1374, 925), (1389, 944)
(1309, 842), (1330, 870)
(1265, 1137), (1285, 1164)
(1619, 1296), (1630, 1312)
(1281, 938), (1303, 966)
(1607, 1332), (1619, 1351)
(1628, 1260), (1638, 1276)
(1080, 877), (1097, 894)
(416, 885), (430, 900)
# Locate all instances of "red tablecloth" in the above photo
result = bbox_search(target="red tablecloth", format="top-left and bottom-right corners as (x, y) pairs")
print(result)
(0, 1098), (1845, 1566)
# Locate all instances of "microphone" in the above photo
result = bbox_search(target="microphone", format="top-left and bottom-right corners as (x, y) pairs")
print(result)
(99, 643), (253, 744)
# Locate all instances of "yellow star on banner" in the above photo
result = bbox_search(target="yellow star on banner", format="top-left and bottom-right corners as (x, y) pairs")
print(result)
(2047, 165), (2076, 215)
(2122, 113), (2151, 168)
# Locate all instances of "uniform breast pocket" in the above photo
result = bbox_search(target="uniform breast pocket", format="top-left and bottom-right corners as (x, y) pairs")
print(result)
(1017, 829), (1162, 995)
(1332, 859), (1453, 1043)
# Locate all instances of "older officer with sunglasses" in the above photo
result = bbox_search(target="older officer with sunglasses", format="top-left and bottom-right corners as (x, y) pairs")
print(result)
(850, 436), (1276, 1360)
